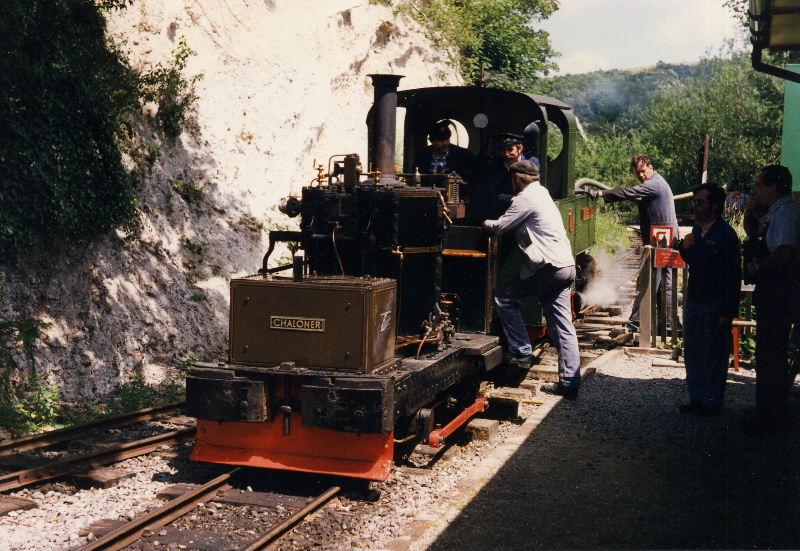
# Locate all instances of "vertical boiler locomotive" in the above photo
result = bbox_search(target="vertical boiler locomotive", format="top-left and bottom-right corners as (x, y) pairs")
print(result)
(185, 75), (596, 480)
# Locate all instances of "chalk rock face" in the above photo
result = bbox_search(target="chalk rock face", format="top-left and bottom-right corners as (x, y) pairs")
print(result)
(2, 0), (457, 399)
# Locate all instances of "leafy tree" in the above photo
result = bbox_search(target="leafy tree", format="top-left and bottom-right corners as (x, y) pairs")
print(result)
(544, 62), (710, 134)
(399, 0), (558, 89)
(642, 53), (783, 194)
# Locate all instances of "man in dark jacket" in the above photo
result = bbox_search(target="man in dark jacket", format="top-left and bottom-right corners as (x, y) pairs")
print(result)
(471, 133), (524, 222)
(678, 184), (741, 416)
(582, 154), (679, 331)
(415, 120), (478, 183)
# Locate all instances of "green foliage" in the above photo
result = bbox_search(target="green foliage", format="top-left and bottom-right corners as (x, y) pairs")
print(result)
(641, 53), (783, 195)
(110, 361), (183, 413)
(591, 206), (630, 255)
(0, 0), (200, 259)
(564, 50), (783, 213)
(139, 39), (202, 139)
(178, 355), (197, 374)
(575, 131), (644, 189)
(543, 62), (705, 134)
(398, 0), (557, 89)
(0, 0), (141, 258)
(0, 374), (62, 433)
(171, 178), (205, 203)
(0, 316), (50, 350)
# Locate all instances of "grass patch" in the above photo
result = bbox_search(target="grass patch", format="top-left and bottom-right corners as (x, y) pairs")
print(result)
(171, 178), (205, 203)
(0, 356), (197, 436)
(591, 205), (630, 255)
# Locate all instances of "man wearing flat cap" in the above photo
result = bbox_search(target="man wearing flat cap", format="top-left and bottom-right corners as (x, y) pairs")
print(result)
(415, 120), (478, 184)
(482, 160), (581, 399)
(471, 132), (525, 222)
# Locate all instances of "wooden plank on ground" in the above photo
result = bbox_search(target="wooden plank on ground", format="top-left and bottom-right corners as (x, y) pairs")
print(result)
(73, 468), (133, 489)
(0, 496), (37, 517)
(78, 519), (128, 537)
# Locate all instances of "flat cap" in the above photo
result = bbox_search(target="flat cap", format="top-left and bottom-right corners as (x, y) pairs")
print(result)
(508, 160), (539, 176)
(495, 132), (523, 147)
(428, 120), (453, 140)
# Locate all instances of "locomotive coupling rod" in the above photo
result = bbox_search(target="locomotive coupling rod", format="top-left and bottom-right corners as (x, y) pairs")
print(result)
(428, 396), (488, 448)
(241, 486), (341, 551)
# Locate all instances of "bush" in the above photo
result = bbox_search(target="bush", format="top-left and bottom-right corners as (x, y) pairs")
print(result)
(0, 0), (200, 259)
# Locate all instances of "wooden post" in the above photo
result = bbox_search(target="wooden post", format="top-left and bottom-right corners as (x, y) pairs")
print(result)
(640, 246), (653, 347)
(659, 269), (667, 344)
(671, 267), (679, 348)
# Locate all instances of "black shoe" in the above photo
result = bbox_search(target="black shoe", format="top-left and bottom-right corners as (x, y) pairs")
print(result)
(506, 353), (533, 371)
(625, 321), (639, 333)
(540, 383), (579, 400)
(678, 401), (701, 414)
(695, 404), (721, 417)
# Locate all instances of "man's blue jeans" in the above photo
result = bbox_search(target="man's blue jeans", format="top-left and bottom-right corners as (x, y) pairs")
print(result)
(494, 265), (581, 389)
(683, 301), (730, 407)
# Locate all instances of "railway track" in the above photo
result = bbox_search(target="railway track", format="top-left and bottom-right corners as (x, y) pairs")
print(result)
(80, 469), (340, 551)
(0, 428), (195, 492)
(2, 248), (643, 551)
(0, 402), (192, 492)
(0, 402), (186, 458)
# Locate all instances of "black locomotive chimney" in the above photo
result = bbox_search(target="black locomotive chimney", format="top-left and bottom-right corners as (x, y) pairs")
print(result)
(368, 74), (403, 175)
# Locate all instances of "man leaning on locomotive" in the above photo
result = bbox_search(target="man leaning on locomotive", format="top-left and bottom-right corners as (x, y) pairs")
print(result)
(481, 159), (582, 400)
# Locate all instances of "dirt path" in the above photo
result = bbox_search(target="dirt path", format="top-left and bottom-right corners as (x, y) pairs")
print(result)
(424, 353), (800, 550)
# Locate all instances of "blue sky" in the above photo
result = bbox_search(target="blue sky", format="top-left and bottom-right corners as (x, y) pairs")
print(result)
(541, 0), (743, 75)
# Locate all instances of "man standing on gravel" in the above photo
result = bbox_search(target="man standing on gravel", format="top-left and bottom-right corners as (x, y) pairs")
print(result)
(482, 160), (581, 399)
(678, 184), (741, 416)
(580, 154), (678, 332)
(743, 165), (800, 432)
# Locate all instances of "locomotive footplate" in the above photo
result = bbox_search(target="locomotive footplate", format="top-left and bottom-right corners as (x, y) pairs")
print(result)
(187, 333), (501, 433)
(188, 333), (500, 480)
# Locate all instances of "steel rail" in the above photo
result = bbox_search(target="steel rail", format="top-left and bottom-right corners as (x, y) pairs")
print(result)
(0, 401), (186, 457)
(80, 469), (237, 551)
(0, 428), (195, 492)
(241, 486), (341, 551)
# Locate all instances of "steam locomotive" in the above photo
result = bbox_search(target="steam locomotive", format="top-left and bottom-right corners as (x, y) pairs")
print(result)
(185, 75), (596, 481)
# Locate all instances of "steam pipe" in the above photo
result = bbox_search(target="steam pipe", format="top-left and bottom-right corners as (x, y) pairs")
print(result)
(368, 74), (404, 174)
(574, 178), (611, 191)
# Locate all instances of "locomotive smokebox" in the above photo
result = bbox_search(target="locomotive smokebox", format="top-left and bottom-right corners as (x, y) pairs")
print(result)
(368, 74), (403, 175)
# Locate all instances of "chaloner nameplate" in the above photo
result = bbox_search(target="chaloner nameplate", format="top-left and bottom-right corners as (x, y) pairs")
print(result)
(269, 316), (326, 332)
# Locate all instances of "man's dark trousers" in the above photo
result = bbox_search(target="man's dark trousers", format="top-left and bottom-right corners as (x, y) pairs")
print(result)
(754, 272), (799, 421)
(683, 301), (730, 407)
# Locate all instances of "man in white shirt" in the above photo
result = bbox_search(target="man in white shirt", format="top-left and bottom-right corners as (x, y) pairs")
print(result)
(482, 160), (581, 399)
(744, 164), (800, 431)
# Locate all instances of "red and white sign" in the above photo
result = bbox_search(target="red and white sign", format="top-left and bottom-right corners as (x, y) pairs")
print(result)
(653, 248), (685, 269)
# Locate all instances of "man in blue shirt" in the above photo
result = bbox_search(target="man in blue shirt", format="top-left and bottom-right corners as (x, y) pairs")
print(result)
(678, 184), (741, 416)
(482, 160), (581, 399)
(744, 165), (800, 431)
(581, 154), (679, 332)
